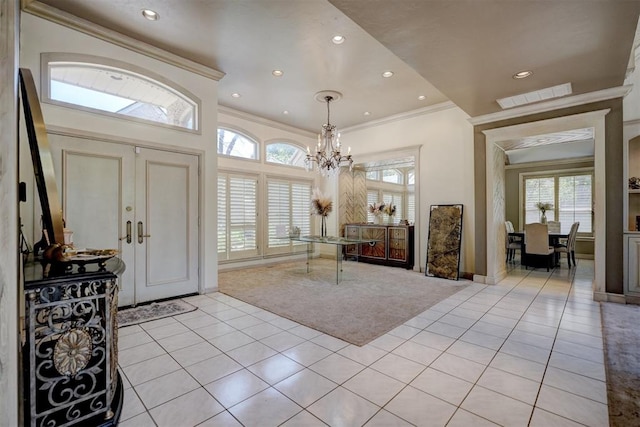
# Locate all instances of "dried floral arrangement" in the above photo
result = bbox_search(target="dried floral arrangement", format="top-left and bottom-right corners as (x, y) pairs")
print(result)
(311, 188), (332, 217)
(368, 202), (385, 217)
(382, 203), (396, 216)
(535, 202), (553, 213)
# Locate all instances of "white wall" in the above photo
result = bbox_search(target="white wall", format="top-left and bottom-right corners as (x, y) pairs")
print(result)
(341, 105), (475, 274)
(19, 13), (220, 290)
(0, 1), (20, 424)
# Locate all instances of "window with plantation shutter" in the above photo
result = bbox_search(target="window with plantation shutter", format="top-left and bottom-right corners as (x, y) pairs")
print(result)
(218, 172), (258, 260)
(558, 174), (592, 234)
(525, 177), (555, 224)
(523, 170), (593, 234)
(407, 193), (415, 223)
(383, 192), (403, 221)
(266, 178), (311, 254)
(367, 190), (379, 223)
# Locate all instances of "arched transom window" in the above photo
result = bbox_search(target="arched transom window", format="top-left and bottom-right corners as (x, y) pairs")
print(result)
(265, 142), (306, 168)
(217, 128), (258, 160)
(43, 54), (199, 131)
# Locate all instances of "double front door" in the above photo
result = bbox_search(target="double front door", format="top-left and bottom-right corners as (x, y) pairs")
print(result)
(49, 134), (199, 306)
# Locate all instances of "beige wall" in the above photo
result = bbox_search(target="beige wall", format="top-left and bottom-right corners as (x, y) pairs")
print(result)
(474, 98), (624, 293)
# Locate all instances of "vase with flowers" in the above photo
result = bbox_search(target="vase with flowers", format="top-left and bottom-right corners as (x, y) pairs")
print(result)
(368, 202), (385, 224)
(383, 203), (396, 224)
(535, 202), (553, 224)
(311, 188), (332, 237)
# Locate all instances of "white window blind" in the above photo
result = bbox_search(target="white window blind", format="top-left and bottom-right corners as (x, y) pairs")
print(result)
(266, 179), (311, 253)
(367, 190), (379, 223)
(558, 175), (591, 234)
(524, 177), (555, 224)
(218, 172), (258, 260)
(383, 192), (403, 221)
(407, 193), (415, 224)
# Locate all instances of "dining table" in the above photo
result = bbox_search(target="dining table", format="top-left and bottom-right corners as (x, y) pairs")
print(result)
(508, 231), (569, 267)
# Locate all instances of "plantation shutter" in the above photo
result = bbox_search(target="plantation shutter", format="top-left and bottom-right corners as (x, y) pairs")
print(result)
(407, 193), (415, 224)
(266, 178), (312, 253)
(558, 174), (592, 234)
(267, 180), (290, 248)
(217, 175), (227, 258)
(228, 174), (258, 258)
(383, 192), (403, 221)
(367, 190), (379, 223)
(524, 177), (555, 224)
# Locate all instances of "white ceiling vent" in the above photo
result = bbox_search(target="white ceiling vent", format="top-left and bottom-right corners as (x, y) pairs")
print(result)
(497, 83), (573, 109)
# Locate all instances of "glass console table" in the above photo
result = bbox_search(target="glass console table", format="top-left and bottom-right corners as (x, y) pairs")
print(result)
(289, 235), (379, 284)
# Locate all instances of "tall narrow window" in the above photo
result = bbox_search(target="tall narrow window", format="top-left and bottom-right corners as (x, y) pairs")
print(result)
(218, 173), (258, 260)
(44, 54), (199, 131)
(266, 179), (311, 253)
(525, 176), (555, 224)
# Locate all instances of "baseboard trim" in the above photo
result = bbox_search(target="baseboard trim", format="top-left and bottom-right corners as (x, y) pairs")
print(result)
(204, 286), (219, 294)
(473, 274), (487, 284)
(593, 291), (627, 303)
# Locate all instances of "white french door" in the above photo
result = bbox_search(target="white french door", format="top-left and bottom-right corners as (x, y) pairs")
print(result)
(49, 134), (199, 306)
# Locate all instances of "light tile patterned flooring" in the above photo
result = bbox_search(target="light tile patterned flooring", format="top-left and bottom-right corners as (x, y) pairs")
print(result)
(118, 259), (608, 426)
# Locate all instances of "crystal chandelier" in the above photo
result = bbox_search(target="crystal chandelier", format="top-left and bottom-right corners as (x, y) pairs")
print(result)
(305, 91), (353, 177)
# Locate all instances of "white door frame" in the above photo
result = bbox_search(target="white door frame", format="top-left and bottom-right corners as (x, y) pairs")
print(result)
(482, 110), (609, 296)
(45, 125), (205, 299)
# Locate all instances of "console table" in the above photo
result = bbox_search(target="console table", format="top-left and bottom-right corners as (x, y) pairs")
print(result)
(344, 224), (415, 269)
(23, 257), (125, 427)
(289, 235), (379, 284)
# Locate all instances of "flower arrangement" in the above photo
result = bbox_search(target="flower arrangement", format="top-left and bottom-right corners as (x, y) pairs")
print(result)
(311, 188), (332, 217)
(535, 202), (553, 213)
(382, 203), (396, 217)
(368, 202), (385, 217)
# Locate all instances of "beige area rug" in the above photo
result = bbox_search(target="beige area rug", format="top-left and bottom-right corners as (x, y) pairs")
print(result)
(601, 302), (640, 426)
(219, 259), (469, 346)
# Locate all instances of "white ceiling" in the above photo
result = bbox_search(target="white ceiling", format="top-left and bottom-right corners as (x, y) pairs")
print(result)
(25, 0), (640, 140)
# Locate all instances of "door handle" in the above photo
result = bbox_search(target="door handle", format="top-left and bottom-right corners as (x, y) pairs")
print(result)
(137, 221), (151, 244)
(119, 221), (132, 244)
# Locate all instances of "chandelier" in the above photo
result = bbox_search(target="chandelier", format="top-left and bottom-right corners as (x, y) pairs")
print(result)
(305, 91), (353, 177)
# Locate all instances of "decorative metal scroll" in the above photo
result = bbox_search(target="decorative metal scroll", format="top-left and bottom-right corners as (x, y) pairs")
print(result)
(25, 277), (118, 426)
(425, 204), (463, 280)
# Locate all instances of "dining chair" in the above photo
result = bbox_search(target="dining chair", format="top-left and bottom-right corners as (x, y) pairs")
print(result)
(524, 222), (555, 271)
(504, 221), (520, 262)
(547, 221), (561, 233)
(554, 222), (580, 267)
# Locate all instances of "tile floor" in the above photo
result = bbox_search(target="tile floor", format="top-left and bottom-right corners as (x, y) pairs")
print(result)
(117, 259), (608, 426)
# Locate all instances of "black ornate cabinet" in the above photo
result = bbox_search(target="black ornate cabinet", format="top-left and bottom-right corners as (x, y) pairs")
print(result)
(23, 259), (124, 427)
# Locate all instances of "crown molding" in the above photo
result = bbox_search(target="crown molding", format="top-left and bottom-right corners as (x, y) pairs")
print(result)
(504, 156), (594, 170)
(21, 0), (225, 81)
(624, 117), (640, 127)
(218, 105), (317, 139)
(342, 101), (458, 133)
(469, 85), (632, 126)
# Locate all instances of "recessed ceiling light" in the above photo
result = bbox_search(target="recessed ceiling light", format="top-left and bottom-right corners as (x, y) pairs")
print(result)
(141, 9), (159, 21)
(332, 35), (345, 44)
(417, 95), (426, 101)
(231, 93), (241, 98)
(513, 70), (533, 79)
(283, 110), (289, 115)
(272, 70), (283, 77)
(363, 111), (371, 116)
(382, 71), (394, 78)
